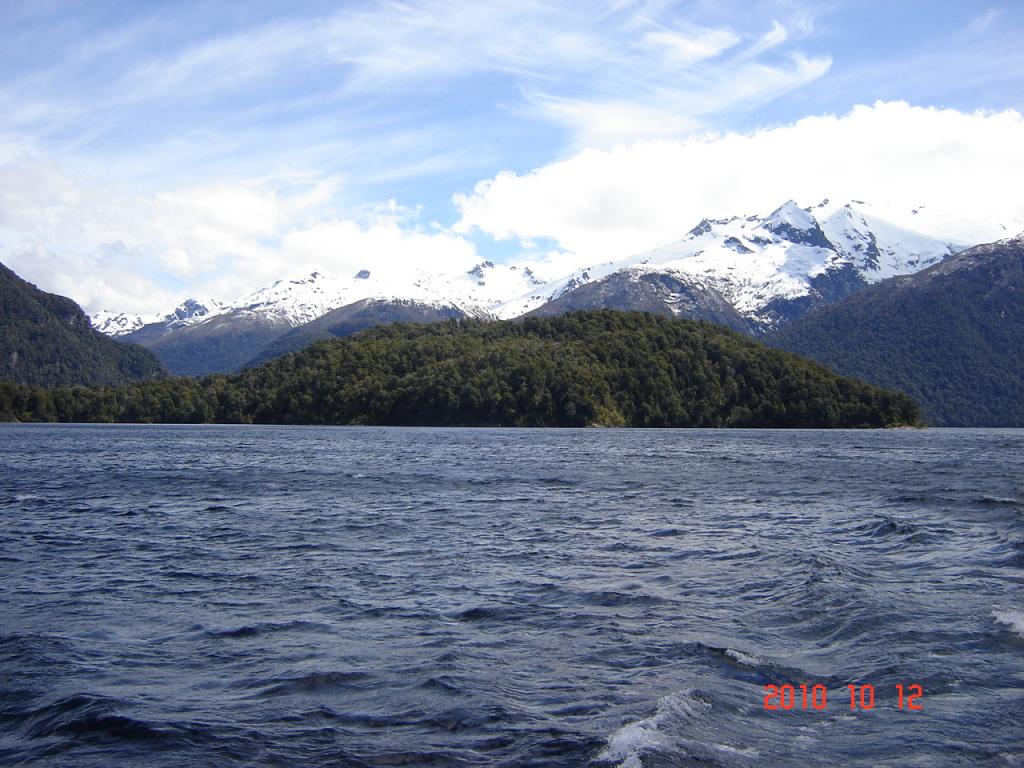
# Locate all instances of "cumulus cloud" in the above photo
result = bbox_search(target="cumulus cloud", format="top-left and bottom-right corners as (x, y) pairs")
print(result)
(0, 148), (481, 313)
(0, 2), (849, 315)
(6, 103), (1023, 316)
(455, 101), (1024, 263)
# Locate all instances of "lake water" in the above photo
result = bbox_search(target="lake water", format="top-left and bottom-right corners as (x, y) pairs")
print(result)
(1, 425), (1022, 766)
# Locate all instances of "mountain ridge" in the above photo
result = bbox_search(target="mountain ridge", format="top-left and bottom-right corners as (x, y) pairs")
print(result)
(769, 233), (1024, 426)
(0, 262), (166, 387)
(88, 199), (964, 374)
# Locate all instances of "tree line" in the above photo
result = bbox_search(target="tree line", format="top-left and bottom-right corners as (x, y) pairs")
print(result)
(0, 311), (921, 428)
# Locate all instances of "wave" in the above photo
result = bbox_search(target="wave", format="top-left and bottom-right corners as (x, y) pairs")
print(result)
(975, 495), (1022, 507)
(648, 528), (684, 538)
(687, 642), (843, 690)
(724, 648), (764, 668)
(202, 619), (331, 639)
(419, 675), (462, 694)
(992, 608), (1024, 639)
(580, 590), (667, 608)
(452, 605), (537, 623)
(22, 694), (168, 743)
(847, 514), (947, 545)
(596, 689), (710, 767)
(256, 670), (373, 697)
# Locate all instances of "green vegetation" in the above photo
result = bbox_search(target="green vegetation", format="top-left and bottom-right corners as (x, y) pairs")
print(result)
(0, 262), (166, 387)
(770, 239), (1024, 427)
(1, 311), (919, 427)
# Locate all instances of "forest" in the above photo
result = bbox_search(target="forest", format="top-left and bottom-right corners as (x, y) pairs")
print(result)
(0, 311), (921, 428)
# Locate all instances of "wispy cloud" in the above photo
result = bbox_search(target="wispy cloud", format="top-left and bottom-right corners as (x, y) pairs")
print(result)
(967, 8), (1002, 35)
(0, 1), (830, 162)
(744, 20), (789, 57)
(645, 28), (741, 63)
(1, 0), (1022, 314)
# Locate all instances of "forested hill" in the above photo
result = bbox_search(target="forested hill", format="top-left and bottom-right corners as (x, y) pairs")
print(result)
(1, 311), (919, 427)
(770, 235), (1024, 426)
(0, 262), (166, 387)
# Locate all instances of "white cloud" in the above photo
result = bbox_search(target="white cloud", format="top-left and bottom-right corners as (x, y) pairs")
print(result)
(2, 1), (829, 164)
(529, 98), (701, 149)
(455, 102), (1024, 262)
(6, 102), (1024, 317)
(967, 8), (1002, 35)
(645, 28), (740, 63)
(279, 217), (478, 279)
(0, 149), (480, 313)
(745, 20), (789, 57)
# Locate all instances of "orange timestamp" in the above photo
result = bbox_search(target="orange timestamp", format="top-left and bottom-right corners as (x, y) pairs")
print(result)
(763, 684), (923, 711)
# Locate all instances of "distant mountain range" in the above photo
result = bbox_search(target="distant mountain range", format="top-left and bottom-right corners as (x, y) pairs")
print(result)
(3, 202), (1022, 426)
(770, 233), (1024, 426)
(0, 262), (165, 387)
(511, 199), (960, 327)
(91, 200), (962, 375)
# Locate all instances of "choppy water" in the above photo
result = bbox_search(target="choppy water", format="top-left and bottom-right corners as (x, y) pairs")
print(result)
(1, 425), (1022, 767)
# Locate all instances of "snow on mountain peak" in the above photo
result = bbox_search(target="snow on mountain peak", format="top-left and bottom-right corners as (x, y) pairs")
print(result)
(766, 200), (815, 229)
(496, 199), (963, 325)
(90, 198), (980, 338)
(167, 297), (223, 324)
(90, 309), (155, 336)
(121, 258), (561, 330)
(820, 203), (957, 281)
(90, 296), (224, 336)
(763, 201), (833, 249)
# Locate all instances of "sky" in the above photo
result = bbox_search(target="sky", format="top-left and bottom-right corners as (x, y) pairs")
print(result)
(1, 0), (1023, 314)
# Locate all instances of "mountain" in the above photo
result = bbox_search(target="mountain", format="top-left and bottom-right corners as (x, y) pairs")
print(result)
(3, 311), (921, 428)
(101, 264), (543, 375)
(512, 201), (959, 330)
(121, 309), (295, 377)
(89, 200), (960, 374)
(524, 270), (756, 334)
(91, 297), (224, 338)
(769, 234), (1024, 426)
(0, 262), (166, 387)
(249, 298), (477, 366)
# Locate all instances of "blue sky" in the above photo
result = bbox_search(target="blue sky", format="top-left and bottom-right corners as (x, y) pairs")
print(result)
(1, 1), (1023, 312)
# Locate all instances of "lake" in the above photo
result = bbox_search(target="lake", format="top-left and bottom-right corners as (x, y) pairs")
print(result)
(1, 425), (1022, 766)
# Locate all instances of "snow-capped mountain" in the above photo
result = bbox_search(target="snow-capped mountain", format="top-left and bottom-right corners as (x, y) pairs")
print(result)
(93, 262), (548, 338)
(90, 309), (153, 336)
(91, 297), (224, 337)
(499, 200), (960, 329)
(91, 262), (552, 375)
(818, 201), (962, 280)
(213, 262), (542, 327)
(90, 199), (970, 373)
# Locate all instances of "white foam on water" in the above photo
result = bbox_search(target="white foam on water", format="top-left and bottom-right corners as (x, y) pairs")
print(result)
(713, 742), (760, 757)
(597, 689), (708, 767)
(725, 648), (763, 667)
(992, 608), (1024, 639)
